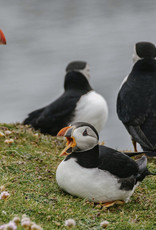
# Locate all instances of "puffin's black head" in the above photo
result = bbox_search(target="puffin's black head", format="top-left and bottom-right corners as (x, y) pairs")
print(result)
(64, 61), (92, 92)
(66, 61), (90, 79)
(133, 41), (156, 63)
(57, 122), (99, 156)
(0, 29), (6, 45)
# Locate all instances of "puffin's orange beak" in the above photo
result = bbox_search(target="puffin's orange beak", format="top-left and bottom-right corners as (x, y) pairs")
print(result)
(57, 126), (77, 156)
(57, 126), (71, 137)
(0, 30), (6, 45)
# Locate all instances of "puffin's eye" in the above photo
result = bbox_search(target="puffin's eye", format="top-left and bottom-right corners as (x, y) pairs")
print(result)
(83, 129), (88, 136)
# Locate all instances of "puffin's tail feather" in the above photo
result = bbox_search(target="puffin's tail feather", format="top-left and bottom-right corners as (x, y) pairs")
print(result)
(142, 150), (156, 157)
(135, 156), (156, 181)
(123, 151), (156, 157)
(136, 156), (147, 172)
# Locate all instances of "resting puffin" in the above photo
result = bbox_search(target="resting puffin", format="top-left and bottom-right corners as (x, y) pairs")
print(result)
(117, 42), (156, 157)
(0, 29), (6, 45)
(56, 122), (155, 206)
(24, 61), (108, 135)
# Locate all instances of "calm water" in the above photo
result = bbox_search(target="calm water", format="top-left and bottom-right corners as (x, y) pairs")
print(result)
(0, 0), (156, 150)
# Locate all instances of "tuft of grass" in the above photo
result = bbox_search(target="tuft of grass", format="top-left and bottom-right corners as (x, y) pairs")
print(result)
(0, 123), (156, 229)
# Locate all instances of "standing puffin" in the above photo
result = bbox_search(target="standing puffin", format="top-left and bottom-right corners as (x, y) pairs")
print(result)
(0, 29), (6, 45)
(117, 42), (156, 156)
(23, 61), (108, 135)
(56, 122), (155, 206)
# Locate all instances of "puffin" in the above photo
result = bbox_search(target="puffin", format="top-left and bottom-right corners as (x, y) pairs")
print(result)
(0, 29), (6, 45)
(23, 61), (108, 135)
(56, 122), (155, 207)
(117, 42), (156, 157)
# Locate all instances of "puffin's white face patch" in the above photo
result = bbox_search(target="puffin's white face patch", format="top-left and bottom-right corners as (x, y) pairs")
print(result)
(72, 126), (98, 152)
(132, 46), (142, 64)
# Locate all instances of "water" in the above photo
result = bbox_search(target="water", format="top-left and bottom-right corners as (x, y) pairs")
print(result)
(0, 0), (156, 150)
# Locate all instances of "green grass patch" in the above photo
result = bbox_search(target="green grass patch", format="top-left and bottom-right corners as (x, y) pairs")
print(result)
(0, 123), (156, 229)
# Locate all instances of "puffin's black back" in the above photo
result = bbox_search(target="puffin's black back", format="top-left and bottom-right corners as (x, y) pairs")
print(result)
(65, 145), (140, 178)
(117, 59), (156, 151)
(24, 71), (92, 135)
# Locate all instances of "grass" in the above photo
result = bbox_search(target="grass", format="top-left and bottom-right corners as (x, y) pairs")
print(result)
(0, 123), (156, 229)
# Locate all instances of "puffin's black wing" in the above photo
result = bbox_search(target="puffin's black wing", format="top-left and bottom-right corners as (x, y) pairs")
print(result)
(98, 145), (151, 190)
(117, 60), (156, 150)
(117, 82), (153, 149)
(117, 81), (146, 125)
(24, 107), (45, 125)
(23, 91), (82, 135)
(98, 145), (140, 178)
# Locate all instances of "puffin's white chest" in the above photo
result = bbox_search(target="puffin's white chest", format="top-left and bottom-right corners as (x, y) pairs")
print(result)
(71, 91), (108, 133)
(56, 158), (135, 203)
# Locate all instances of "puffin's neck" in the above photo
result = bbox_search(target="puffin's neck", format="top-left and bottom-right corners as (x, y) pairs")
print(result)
(64, 71), (92, 93)
(133, 58), (156, 72)
(65, 145), (99, 168)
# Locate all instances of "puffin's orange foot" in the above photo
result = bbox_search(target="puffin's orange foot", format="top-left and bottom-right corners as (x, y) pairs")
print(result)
(102, 200), (125, 208)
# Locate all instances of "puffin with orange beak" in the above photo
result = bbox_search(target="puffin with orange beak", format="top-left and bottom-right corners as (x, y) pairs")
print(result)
(56, 122), (155, 207)
(57, 122), (99, 157)
(0, 30), (6, 45)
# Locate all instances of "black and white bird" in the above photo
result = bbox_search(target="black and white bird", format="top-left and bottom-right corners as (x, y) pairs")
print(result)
(0, 29), (6, 45)
(56, 122), (155, 206)
(117, 42), (156, 157)
(24, 61), (108, 135)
